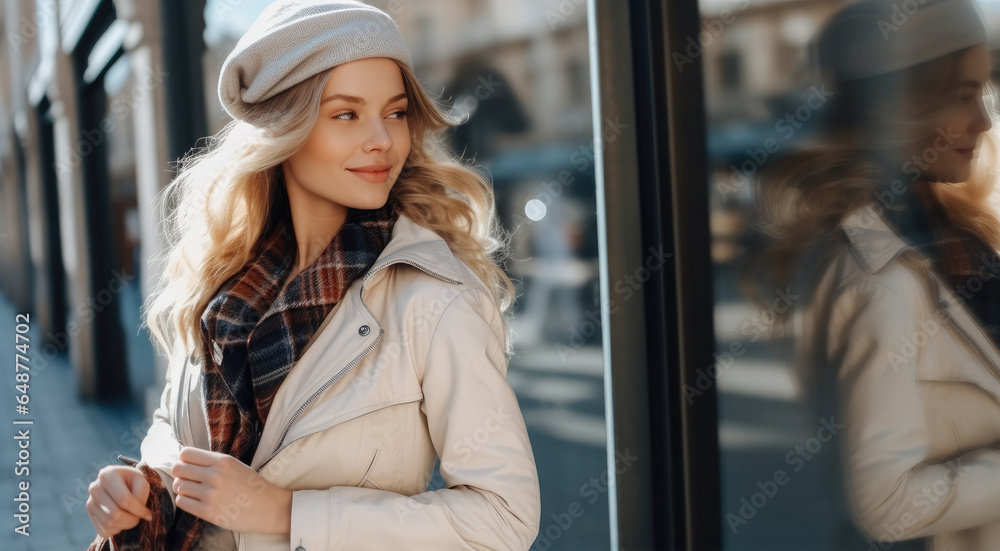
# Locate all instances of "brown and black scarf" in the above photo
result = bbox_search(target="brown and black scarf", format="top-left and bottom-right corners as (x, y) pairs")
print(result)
(87, 200), (399, 551)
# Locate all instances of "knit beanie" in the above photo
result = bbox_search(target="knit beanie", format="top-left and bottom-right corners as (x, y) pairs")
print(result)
(815, 0), (988, 81)
(218, 0), (412, 121)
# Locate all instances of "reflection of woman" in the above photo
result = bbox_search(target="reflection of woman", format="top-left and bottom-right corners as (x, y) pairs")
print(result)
(741, 0), (1000, 548)
(84, 2), (540, 550)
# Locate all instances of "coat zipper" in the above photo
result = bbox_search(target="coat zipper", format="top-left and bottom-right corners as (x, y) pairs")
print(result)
(377, 258), (464, 286)
(254, 257), (462, 473)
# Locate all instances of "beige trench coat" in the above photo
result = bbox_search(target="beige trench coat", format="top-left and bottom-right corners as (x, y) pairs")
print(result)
(136, 213), (541, 551)
(798, 203), (1000, 551)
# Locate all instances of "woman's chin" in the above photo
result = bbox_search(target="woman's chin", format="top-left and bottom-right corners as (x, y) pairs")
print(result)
(343, 194), (392, 211)
(930, 171), (972, 185)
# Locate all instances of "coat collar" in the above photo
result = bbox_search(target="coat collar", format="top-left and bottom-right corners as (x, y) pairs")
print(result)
(363, 212), (466, 287)
(838, 203), (915, 274)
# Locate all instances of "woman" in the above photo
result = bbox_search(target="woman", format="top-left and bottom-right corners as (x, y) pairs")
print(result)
(739, 0), (1000, 549)
(84, 2), (541, 550)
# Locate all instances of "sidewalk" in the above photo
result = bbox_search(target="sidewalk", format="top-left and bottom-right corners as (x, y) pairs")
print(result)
(1, 291), (147, 550)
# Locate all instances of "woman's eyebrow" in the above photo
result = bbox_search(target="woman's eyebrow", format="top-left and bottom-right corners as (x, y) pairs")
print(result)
(320, 92), (408, 106)
(957, 79), (984, 89)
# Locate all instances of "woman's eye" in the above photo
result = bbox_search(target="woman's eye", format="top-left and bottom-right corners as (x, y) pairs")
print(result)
(332, 110), (407, 120)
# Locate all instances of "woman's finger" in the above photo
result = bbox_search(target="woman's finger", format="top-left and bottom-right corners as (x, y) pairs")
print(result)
(174, 478), (208, 502)
(88, 482), (114, 523)
(171, 460), (209, 483)
(88, 484), (135, 535)
(178, 445), (220, 466)
(85, 493), (111, 537)
(174, 490), (206, 518)
(103, 470), (153, 521)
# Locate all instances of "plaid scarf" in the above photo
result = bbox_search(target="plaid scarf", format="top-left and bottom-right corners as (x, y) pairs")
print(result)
(877, 177), (1000, 347)
(87, 200), (399, 551)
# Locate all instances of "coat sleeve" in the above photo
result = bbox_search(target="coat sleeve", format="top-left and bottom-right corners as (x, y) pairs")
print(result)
(289, 287), (542, 551)
(832, 277), (1000, 541)
(137, 352), (185, 515)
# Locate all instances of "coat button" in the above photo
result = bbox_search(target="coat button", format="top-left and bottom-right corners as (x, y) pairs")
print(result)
(295, 547), (305, 551)
(358, 325), (370, 336)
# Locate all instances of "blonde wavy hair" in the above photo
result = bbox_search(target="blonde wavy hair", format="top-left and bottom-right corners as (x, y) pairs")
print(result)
(143, 60), (516, 362)
(739, 45), (1000, 339)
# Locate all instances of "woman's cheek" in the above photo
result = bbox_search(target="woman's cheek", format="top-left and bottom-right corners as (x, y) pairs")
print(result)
(393, 127), (411, 153)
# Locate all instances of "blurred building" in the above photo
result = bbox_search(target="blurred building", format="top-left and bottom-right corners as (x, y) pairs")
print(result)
(0, 0), (191, 411)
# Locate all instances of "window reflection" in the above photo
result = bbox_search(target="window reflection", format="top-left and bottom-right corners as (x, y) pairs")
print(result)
(702, 1), (1000, 549)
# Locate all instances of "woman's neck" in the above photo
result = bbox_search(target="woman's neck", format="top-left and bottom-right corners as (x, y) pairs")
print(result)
(281, 167), (349, 273)
(289, 214), (345, 272)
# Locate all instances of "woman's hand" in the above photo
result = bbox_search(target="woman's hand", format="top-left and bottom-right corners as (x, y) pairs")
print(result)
(170, 446), (292, 535)
(86, 465), (155, 538)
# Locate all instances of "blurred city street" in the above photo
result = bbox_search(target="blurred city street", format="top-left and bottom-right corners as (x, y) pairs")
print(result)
(0, 290), (146, 550)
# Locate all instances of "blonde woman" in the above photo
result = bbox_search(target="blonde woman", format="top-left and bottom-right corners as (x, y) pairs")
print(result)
(83, 2), (541, 550)
(739, 0), (1000, 549)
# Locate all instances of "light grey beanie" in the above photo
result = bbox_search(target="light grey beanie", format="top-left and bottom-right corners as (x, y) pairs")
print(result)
(816, 0), (988, 82)
(218, 0), (413, 121)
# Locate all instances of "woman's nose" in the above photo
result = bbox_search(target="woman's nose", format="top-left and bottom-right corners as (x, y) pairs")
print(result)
(974, 98), (993, 134)
(980, 111), (993, 134)
(363, 118), (393, 151)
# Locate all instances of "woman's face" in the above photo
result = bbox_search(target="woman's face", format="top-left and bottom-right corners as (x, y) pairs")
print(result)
(914, 43), (993, 184)
(282, 57), (411, 212)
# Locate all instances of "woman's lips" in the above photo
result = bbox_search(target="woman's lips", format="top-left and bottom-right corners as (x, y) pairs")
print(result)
(955, 148), (974, 160)
(348, 168), (391, 183)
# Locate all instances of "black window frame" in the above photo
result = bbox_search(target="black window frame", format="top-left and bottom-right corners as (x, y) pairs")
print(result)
(593, 0), (721, 548)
